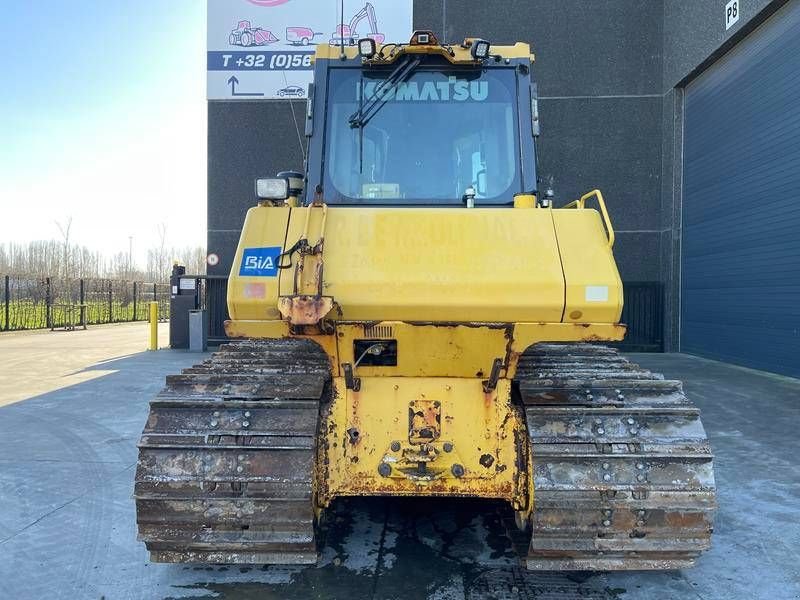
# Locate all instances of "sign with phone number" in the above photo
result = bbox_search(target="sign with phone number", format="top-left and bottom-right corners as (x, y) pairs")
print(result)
(207, 51), (313, 71)
(206, 0), (413, 100)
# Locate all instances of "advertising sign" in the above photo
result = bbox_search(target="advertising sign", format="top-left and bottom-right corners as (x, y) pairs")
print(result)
(207, 0), (414, 100)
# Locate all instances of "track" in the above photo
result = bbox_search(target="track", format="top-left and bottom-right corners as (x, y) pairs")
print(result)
(134, 339), (329, 564)
(516, 344), (716, 570)
(136, 340), (715, 569)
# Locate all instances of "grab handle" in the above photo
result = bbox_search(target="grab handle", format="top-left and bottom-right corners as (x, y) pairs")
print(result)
(563, 189), (615, 248)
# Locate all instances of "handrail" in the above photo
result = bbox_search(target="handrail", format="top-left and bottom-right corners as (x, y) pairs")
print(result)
(562, 189), (615, 248)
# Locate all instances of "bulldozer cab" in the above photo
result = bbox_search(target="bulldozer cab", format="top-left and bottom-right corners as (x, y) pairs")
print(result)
(305, 34), (538, 205)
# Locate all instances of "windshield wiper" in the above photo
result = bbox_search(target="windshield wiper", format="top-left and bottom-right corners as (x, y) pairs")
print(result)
(349, 55), (422, 129)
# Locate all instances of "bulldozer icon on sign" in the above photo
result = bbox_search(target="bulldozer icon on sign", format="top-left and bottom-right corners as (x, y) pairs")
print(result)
(229, 20), (279, 47)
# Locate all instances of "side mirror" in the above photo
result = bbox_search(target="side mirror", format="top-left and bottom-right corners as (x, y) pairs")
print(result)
(255, 178), (289, 201)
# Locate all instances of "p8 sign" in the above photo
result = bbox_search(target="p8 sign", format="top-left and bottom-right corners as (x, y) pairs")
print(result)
(726, 0), (740, 30)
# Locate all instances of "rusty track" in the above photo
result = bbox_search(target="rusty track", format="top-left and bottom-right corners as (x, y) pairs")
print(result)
(517, 344), (716, 570)
(134, 339), (329, 564)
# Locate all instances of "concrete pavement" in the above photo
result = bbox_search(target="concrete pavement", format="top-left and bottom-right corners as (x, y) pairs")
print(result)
(0, 327), (798, 599)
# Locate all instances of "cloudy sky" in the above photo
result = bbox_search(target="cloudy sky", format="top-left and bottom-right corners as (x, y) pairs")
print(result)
(0, 0), (206, 266)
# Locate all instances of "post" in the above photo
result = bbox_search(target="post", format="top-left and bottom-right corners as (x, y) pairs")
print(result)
(133, 281), (138, 322)
(153, 282), (158, 319)
(4, 275), (9, 331)
(149, 301), (158, 351)
(46, 277), (52, 330)
(108, 280), (113, 323)
(79, 278), (86, 329)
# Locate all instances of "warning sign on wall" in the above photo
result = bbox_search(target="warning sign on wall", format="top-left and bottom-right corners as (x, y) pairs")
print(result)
(207, 0), (414, 100)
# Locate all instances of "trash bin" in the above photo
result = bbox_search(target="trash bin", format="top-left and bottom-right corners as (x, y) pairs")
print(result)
(188, 309), (207, 352)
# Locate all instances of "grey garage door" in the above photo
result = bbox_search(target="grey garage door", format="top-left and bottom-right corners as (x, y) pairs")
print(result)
(681, 0), (800, 378)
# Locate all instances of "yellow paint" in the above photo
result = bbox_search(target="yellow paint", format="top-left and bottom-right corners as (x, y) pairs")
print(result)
(230, 204), (622, 325)
(225, 319), (626, 381)
(282, 206), (566, 322)
(319, 376), (529, 509)
(514, 194), (537, 208)
(552, 210), (624, 324)
(334, 322), (510, 378)
(314, 41), (531, 63)
(228, 206), (290, 321)
(563, 189), (615, 248)
(148, 302), (158, 351)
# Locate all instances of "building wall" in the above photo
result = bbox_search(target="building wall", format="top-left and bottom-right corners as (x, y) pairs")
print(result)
(206, 0), (788, 349)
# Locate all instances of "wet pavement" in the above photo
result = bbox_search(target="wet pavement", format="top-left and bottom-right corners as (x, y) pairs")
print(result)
(0, 330), (798, 599)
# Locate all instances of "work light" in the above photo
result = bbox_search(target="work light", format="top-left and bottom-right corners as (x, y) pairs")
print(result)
(471, 39), (491, 60)
(358, 38), (377, 59)
(255, 178), (289, 201)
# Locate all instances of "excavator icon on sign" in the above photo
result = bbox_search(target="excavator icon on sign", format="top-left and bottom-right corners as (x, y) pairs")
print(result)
(329, 2), (385, 46)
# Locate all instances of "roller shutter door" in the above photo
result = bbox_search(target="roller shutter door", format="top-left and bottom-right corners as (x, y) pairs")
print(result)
(681, 1), (800, 377)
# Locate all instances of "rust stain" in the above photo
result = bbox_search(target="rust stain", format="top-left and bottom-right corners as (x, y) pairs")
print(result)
(278, 295), (334, 325)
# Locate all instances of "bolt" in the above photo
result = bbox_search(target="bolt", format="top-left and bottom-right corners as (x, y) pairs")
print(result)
(595, 418), (603, 425)
(443, 442), (453, 453)
(597, 427), (605, 435)
(243, 421), (250, 428)
(393, 384), (399, 390)
(627, 418), (635, 425)
(602, 462), (610, 470)
(615, 389), (621, 394)
(637, 474), (646, 482)
(587, 394), (594, 401)
(433, 401), (440, 408)
(451, 464), (465, 478)
(445, 385), (452, 391)
(390, 440), (401, 452)
(637, 520), (646, 527)
(604, 509), (612, 517)
(638, 510), (646, 517)
(617, 393), (625, 400)
(210, 420), (218, 428)
(244, 411), (251, 418)
(378, 462), (392, 477)
(238, 454), (245, 461)
(603, 473), (611, 481)
(236, 466), (244, 473)
(213, 411), (220, 417)
(636, 462), (645, 470)
(602, 519), (611, 527)
(629, 428), (638, 436)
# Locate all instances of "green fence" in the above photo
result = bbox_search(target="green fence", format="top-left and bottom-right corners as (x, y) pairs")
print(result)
(1, 275), (170, 331)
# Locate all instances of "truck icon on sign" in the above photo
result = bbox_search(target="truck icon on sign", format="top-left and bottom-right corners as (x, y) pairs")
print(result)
(229, 20), (279, 47)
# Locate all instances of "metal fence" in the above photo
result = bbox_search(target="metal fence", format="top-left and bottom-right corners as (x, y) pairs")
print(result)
(611, 282), (664, 352)
(1, 275), (170, 332)
(193, 275), (229, 345)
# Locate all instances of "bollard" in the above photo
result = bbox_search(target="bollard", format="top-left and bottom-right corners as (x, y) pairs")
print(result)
(148, 301), (158, 351)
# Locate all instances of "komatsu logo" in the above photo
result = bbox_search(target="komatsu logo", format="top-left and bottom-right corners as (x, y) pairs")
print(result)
(239, 247), (281, 277)
(359, 77), (489, 102)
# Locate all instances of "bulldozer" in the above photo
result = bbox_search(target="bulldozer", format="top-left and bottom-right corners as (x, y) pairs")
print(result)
(135, 32), (716, 570)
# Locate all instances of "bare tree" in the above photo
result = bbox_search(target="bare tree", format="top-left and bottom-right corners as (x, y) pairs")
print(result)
(55, 217), (73, 280)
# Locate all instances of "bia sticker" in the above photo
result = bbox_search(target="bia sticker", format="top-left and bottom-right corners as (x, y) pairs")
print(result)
(239, 247), (281, 277)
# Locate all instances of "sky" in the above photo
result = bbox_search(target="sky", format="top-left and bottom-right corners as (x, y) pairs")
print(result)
(0, 0), (207, 268)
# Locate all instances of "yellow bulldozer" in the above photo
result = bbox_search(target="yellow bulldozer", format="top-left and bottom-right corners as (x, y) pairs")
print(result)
(135, 32), (716, 570)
